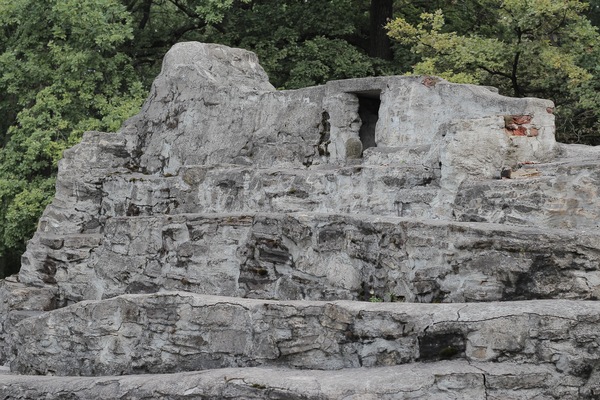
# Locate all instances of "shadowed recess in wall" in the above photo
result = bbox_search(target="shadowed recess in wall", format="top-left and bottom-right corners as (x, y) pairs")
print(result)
(355, 90), (380, 152)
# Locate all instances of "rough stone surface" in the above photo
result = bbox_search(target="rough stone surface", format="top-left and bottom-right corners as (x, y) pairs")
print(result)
(0, 278), (57, 363)
(455, 149), (600, 229)
(9, 293), (600, 379)
(0, 362), (588, 399)
(1, 42), (599, 398)
(28, 212), (600, 305)
(17, 41), (564, 303)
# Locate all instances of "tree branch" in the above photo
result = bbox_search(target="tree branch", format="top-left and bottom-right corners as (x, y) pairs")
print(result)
(510, 28), (524, 97)
(164, 0), (225, 33)
(138, 0), (153, 30)
(511, 50), (522, 96)
(137, 22), (211, 52)
(167, 0), (199, 19)
(477, 65), (513, 80)
(547, 9), (569, 36)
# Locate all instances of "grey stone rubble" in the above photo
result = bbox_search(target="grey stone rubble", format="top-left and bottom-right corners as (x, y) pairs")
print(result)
(1, 42), (600, 399)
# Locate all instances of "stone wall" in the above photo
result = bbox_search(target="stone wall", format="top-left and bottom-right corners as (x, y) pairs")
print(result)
(1, 42), (600, 398)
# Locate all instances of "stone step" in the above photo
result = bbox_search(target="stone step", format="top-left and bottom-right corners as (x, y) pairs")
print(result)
(22, 212), (600, 304)
(0, 279), (58, 364)
(454, 158), (600, 230)
(99, 163), (438, 219)
(0, 361), (587, 399)
(8, 292), (600, 379)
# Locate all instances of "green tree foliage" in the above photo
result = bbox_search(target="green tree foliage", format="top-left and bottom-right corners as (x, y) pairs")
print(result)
(198, 0), (403, 89)
(386, 0), (600, 144)
(0, 0), (146, 275)
(586, 0), (600, 26)
(123, 0), (247, 87)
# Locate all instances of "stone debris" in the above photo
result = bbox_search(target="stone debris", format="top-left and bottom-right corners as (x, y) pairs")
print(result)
(510, 168), (541, 179)
(0, 42), (599, 398)
(500, 166), (542, 179)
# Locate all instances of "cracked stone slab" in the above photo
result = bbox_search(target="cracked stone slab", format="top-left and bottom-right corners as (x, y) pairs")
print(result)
(0, 361), (587, 399)
(8, 292), (600, 379)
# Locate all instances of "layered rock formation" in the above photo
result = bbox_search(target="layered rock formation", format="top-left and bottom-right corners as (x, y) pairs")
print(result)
(1, 42), (600, 399)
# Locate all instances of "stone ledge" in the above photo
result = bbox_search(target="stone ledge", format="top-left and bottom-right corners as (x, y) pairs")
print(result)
(0, 361), (586, 399)
(99, 162), (438, 218)
(455, 157), (600, 229)
(28, 212), (600, 304)
(8, 293), (600, 378)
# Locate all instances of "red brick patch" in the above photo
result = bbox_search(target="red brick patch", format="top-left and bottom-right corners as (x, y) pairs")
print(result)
(504, 114), (538, 137)
(512, 115), (532, 125)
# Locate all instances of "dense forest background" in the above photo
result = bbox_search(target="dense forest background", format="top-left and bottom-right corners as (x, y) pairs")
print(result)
(0, 0), (599, 276)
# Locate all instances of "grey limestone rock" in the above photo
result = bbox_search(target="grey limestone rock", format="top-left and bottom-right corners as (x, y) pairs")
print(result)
(0, 278), (56, 364)
(18, 42), (564, 301)
(0, 361), (585, 400)
(8, 292), (600, 378)
(27, 212), (600, 305)
(1, 42), (599, 398)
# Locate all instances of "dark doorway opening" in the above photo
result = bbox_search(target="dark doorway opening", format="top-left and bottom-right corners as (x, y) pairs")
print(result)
(356, 91), (380, 152)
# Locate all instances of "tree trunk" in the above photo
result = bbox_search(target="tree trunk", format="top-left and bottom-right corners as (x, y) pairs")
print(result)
(0, 251), (21, 279)
(369, 0), (393, 60)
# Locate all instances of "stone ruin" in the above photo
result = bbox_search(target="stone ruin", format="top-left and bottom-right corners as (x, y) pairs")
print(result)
(1, 42), (600, 398)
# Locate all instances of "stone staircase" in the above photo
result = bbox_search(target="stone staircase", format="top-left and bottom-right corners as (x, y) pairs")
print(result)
(1, 42), (600, 399)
